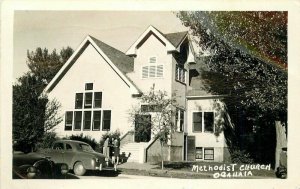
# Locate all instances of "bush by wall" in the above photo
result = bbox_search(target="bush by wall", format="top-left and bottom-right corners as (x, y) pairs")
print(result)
(230, 149), (254, 164)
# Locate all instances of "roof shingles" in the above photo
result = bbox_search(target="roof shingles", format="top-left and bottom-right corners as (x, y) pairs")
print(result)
(89, 35), (134, 74)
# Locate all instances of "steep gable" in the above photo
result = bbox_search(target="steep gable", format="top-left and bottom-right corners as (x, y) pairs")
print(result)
(126, 25), (188, 56)
(44, 35), (140, 95)
(164, 31), (188, 48)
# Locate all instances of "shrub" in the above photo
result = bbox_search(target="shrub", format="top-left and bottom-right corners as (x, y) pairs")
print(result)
(230, 149), (254, 164)
(68, 133), (99, 151)
(99, 130), (121, 147)
(36, 132), (58, 150)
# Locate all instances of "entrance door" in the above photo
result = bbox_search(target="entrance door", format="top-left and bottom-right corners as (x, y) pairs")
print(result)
(135, 114), (151, 142)
(187, 136), (195, 161)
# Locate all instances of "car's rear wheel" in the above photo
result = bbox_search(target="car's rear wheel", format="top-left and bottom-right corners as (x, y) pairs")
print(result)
(73, 162), (86, 176)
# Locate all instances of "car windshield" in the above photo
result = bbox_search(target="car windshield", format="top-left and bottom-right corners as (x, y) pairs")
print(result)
(78, 144), (94, 152)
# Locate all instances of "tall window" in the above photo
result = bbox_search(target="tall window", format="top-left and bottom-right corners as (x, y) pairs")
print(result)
(102, 110), (111, 131)
(74, 111), (82, 130)
(83, 111), (91, 130)
(94, 92), (102, 108)
(65, 111), (73, 131)
(84, 92), (93, 108)
(93, 111), (101, 130)
(75, 93), (83, 109)
(175, 65), (186, 83)
(204, 112), (214, 132)
(65, 83), (110, 131)
(193, 111), (214, 133)
(175, 109), (184, 132)
(193, 112), (202, 132)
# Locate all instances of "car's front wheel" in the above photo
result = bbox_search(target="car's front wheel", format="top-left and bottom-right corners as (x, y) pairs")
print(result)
(73, 162), (86, 176)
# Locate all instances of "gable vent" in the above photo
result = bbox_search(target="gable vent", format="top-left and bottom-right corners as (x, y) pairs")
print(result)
(149, 57), (157, 64)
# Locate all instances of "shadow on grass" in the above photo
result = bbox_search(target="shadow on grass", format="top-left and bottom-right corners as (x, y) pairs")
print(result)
(79, 170), (122, 177)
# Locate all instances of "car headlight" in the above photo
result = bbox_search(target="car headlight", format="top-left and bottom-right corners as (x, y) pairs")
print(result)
(26, 166), (37, 179)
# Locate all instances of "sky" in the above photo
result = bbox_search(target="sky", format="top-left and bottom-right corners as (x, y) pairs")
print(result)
(13, 11), (188, 79)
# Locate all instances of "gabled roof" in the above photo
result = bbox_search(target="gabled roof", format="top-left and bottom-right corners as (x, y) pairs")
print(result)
(44, 35), (141, 95)
(89, 36), (134, 74)
(126, 25), (188, 56)
(164, 31), (188, 48)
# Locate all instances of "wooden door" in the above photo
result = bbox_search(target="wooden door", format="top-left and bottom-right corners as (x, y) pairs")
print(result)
(187, 136), (195, 161)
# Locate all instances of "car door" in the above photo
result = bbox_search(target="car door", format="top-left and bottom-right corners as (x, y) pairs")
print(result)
(48, 142), (65, 163)
(62, 143), (76, 167)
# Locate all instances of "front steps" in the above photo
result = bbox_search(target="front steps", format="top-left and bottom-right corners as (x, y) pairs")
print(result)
(120, 142), (148, 163)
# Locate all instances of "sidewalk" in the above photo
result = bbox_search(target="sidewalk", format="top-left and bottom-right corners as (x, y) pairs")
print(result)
(117, 162), (214, 179)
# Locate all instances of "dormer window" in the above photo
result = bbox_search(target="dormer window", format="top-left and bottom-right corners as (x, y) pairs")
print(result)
(142, 56), (163, 79)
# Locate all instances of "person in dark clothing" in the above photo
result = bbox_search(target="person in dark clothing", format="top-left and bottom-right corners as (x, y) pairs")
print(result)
(113, 138), (120, 165)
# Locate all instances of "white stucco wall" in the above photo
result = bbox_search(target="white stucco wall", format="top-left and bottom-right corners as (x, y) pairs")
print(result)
(48, 43), (136, 140)
(187, 98), (226, 162)
(127, 34), (173, 96)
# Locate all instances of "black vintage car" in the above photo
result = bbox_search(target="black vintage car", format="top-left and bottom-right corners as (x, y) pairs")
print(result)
(13, 151), (69, 179)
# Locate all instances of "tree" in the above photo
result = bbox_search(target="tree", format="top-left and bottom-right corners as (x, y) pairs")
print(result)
(13, 47), (73, 152)
(177, 11), (287, 165)
(129, 87), (176, 169)
(13, 73), (62, 152)
(27, 47), (74, 87)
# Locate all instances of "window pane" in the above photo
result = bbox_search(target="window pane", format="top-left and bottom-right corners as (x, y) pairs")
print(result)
(84, 92), (93, 108)
(175, 110), (179, 130)
(102, 110), (111, 131)
(74, 111), (82, 130)
(85, 83), (93, 90)
(204, 112), (214, 132)
(65, 111), (73, 131)
(93, 111), (101, 130)
(83, 111), (91, 130)
(204, 148), (214, 160)
(94, 92), (102, 108)
(75, 93), (83, 109)
(175, 65), (179, 80)
(53, 143), (64, 150)
(193, 112), (202, 132)
(180, 110), (184, 132)
(195, 147), (203, 159)
(66, 144), (72, 150)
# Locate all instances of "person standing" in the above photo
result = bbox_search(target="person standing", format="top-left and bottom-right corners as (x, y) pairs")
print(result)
(103, 137), (109, 161)
(114, 138), (120, 165)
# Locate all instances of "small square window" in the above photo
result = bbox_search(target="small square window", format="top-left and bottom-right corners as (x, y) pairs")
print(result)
(85, 83), (93, 90)
(204, 148), (214, 160)
(195, 147), (203, 159)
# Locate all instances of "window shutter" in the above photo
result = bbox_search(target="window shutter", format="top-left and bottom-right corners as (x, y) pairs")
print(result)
(142, 66), (148, 78)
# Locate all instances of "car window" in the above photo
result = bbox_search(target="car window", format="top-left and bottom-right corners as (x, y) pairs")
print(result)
(53, 143), (64, 150)
(66, 144), (72, 150)
(78, 144), (94, 152)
